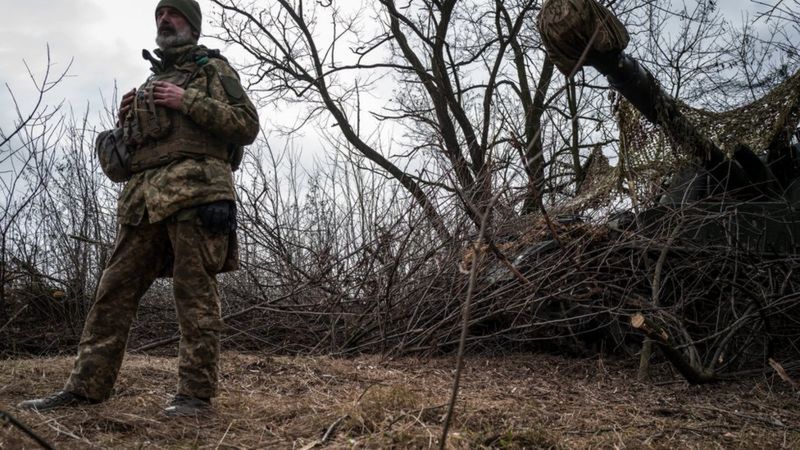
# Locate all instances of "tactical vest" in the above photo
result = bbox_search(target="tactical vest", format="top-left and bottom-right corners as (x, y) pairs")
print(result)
(123, 47), (232, 173)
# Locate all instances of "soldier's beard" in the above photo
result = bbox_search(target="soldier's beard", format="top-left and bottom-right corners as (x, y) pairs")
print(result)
(156, 28), (197, 50)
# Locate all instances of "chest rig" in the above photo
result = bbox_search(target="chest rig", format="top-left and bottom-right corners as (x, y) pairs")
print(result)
(123, 46), (231, 173)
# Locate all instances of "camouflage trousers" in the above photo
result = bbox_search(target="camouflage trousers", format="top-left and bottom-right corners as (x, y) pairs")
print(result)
(64, 217), (228, 400)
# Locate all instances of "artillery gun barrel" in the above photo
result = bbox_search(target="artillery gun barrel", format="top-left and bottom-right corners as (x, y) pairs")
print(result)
(591, 52), (728, 167)
(537, 0), (726, 165)
(538, 0), (782, 199)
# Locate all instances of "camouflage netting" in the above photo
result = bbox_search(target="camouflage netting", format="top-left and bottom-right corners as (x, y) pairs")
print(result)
(538, 0), (800, 211)
(685, 70), (800, 156)
(616, 69), (800, 201)
(561, 68), (800, 212)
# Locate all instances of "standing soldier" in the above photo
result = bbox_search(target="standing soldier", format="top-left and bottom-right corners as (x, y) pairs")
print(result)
(18, 0), (259, 416)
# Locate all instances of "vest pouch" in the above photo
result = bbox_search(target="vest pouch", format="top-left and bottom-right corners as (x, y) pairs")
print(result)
(122, 70), (192, 148)
(123, 86), (172, 147)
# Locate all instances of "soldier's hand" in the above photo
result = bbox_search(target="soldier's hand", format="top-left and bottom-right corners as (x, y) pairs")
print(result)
(152, 81), (185, 111)
(117, 88), (136, 126)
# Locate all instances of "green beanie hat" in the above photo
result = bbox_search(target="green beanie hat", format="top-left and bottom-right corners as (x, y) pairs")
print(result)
(155, 0), (202, 33)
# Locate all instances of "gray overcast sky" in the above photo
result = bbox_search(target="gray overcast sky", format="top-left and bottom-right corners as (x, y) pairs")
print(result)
(0, 0), (217, 130)
(0, 0), (776, 145)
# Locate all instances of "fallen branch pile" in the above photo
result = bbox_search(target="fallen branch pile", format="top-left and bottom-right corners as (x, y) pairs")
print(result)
(210, 202), (800, 383)
(5, 200), (799, 385)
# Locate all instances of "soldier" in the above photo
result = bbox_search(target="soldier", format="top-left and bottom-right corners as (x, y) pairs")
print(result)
(18, 0), (259, 416)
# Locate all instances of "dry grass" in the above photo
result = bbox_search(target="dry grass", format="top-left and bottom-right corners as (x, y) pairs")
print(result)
(1, 352), (798, 449)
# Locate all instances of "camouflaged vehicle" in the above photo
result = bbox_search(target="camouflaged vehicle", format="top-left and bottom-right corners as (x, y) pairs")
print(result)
(538, 0), (800, 256)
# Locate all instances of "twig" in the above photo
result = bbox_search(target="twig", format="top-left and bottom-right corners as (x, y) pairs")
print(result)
(321, 415), (347, 443)
(43, 416), (89, 444)
(440, 190), (503, 450)
(452, 185), (531, 285)
(132, 284), (308, 352)
(68, 234), (113, 248)
(769, 358), (800, 391)
(639, 220), (684, 381)
(299, 415), (347, 450)
(215, 420), (235, 450)
(0, 410), (55, 450)
(0, 304), (27, 333)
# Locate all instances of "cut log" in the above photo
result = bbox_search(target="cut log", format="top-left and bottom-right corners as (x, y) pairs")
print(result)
(630, 313), (717, 384)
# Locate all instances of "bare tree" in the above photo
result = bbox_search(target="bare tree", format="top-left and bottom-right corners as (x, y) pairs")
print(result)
(209, 0), (589, 235)
(0, 48), (70, 321)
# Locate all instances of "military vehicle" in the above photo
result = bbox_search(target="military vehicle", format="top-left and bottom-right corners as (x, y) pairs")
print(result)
(499, 0), (800, 383)
(538, 0), (800, 256)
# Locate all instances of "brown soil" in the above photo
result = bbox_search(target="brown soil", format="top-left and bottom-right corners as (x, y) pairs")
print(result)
(1, 352), (798, 449)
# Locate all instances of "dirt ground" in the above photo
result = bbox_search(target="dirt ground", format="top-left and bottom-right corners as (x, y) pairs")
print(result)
(1, 352), (798, 449)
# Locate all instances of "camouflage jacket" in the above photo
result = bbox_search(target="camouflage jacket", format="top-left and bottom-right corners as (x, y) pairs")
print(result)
(117, 44), (259, 225)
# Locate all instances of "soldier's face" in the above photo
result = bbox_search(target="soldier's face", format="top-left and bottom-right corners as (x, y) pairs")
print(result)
(155, 6), (197, 49)
(156, 6), (192, 39)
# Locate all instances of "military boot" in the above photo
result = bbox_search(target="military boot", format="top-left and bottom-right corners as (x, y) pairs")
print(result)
(163, 394), (211, 417)
(17, 391), (97, 411)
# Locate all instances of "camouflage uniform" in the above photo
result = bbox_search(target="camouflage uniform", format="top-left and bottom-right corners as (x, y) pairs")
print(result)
(64, 43), (258, 401)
